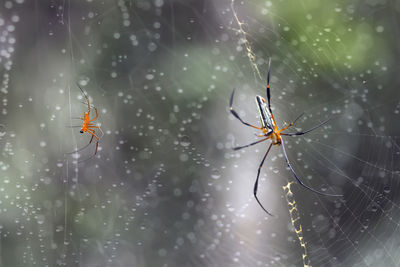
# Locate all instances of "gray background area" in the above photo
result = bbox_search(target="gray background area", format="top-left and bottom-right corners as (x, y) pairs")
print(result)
(1, 0), (400, 266)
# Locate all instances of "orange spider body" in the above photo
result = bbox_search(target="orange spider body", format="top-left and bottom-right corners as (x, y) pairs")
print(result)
(67, 84), (103, 162)
(80, 113), (89, 132)
(79, 106), (99, 144)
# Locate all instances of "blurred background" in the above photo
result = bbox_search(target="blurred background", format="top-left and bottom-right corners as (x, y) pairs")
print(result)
(0, 0), (400, 266)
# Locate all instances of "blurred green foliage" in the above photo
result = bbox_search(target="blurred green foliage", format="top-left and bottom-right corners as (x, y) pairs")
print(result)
(249, 0), (388, 70)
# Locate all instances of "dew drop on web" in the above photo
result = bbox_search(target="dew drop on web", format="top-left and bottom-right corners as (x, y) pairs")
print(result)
(211, 168), (221, 179)
(179, 135), (191, 147)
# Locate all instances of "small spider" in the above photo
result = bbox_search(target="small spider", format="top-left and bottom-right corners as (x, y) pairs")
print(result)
(230, 59), (342, 216)
(67, 84), (103, 162)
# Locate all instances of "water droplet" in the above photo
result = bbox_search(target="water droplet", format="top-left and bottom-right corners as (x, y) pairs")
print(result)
(179, 136), (191, 147)
(36, 215), (45, 224)
(383, 186), (390, 193)
(320, 184), (328, 192)
(179, 153), (188, 162)
(211, 169), (221, 179)
(158, 248), (167, 257)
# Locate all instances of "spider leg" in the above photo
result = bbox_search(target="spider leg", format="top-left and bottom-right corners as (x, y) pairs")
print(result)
(229, 89), (262, 130)
(78, 101), (97, 112)
(88, 125), (104, 139)
(89, 106), (98, 122)
(233, 136), (270, 151)
(281, 116), (333, 136)
(77, 83), (91, 114)
(281, 138), (342, 197)
(266, 58), (272, 113)
(264, 60), (280, 130)
(277, 112), (305, 133)
(254, 143), (274, 216)
(94, 141), (98, 155)
(97, 125), (104, 139)
(291, 112), (305, 125)
(66, 142), (91, 154)
(77, 144), (98, 163)
(87, 129), (99, 140)
(65, 131), (97, 155)
(87, 127), (102, 155)
(77, 132), (100, 163)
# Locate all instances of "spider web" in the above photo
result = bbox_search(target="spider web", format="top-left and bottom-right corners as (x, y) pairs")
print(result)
(0, 0), (399, 266)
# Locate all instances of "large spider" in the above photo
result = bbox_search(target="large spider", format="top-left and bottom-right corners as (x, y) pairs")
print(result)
(230, 59), (342, 216)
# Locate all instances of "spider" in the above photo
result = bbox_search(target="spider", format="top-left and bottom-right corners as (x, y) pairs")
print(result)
(67, 84), (103, 162)
(230, 59), (342, 216)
